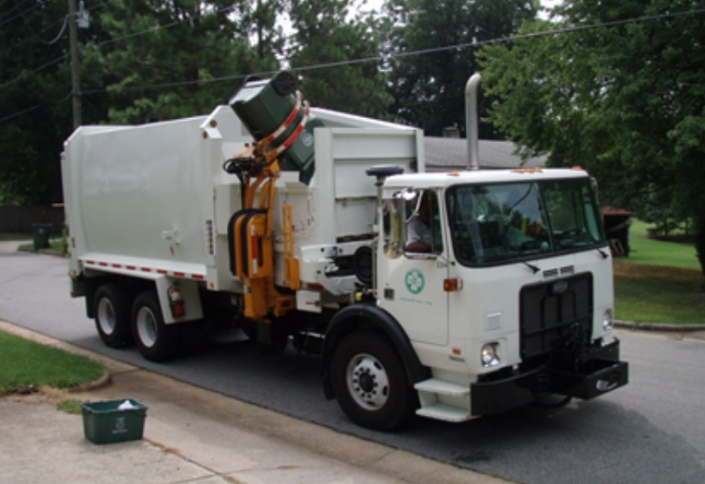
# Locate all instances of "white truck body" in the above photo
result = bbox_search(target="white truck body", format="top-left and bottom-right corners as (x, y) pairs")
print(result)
(63, 106), (423, 321)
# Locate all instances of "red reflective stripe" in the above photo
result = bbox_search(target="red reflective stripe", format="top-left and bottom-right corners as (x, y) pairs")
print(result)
(276, 104), (310, 154)
(80, 260), (204, 281)
(250, 234), (258, 260)
(277, 101), (301, 134)
(283, 124), (304, 149)
(264, 93), (303, 143)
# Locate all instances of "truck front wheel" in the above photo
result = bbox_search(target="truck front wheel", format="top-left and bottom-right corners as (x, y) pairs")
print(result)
(330, 331), (414, 431)
(131, 291), (176, 362)
(94, 284), (132, 348)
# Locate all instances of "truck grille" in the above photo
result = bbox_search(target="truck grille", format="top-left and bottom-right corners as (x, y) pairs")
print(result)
(519, 273), (593, 363)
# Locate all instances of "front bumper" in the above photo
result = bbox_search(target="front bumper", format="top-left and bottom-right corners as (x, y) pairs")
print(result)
(470, 339), (629, 416)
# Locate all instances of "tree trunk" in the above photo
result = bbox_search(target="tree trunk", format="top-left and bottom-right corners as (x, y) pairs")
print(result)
(694, 214), (705, 280)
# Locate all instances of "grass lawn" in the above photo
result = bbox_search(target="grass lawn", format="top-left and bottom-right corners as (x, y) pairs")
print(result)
(0, 233), (31, 242)
(614, 262), (705, 325)
(0, 330), (104, 394)
(624, 219), (700, 270)
(1, 232), (66, 253)
(613, 219), (704, 325)
(17, 239), (67, 254)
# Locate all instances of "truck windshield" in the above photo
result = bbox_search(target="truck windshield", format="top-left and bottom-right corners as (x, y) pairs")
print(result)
(446, 179), (606, 266)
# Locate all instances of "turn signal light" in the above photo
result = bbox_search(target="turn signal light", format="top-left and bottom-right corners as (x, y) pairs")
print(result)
(443, 278), (461, 292)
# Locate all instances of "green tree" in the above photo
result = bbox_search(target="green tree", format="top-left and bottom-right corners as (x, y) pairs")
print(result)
(89, 0), (277, 124)
(479, 0), (705, 276)
(1, 0), (286, 205)
(288, 0), (392, 117)
(0, 0), (77, 205)
(384, 0), (537, 136)
(244, 0), (286, 60)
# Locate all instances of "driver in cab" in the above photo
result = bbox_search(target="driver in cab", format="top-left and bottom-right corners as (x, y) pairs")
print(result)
(406, 193), (440, 253)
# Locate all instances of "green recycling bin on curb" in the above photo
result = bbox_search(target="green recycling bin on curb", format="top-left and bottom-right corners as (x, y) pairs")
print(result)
(81, 399), (148, 444)
(32, 223), (52, 250)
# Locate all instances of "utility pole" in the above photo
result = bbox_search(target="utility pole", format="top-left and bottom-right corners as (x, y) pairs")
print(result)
(68, 0), (81, 129)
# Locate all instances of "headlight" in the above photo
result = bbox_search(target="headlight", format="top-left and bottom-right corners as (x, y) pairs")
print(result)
(481, 342), (501, 368)
(602, 309), (613, 332)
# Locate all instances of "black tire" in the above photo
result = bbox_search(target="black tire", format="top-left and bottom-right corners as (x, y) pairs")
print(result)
(330, 331), (414, 431)
(94, 283), (133, 348)
(131, 291), (177, 362)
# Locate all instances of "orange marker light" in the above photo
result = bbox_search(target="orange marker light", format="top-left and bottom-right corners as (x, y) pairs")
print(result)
(444, 278), (460, 292)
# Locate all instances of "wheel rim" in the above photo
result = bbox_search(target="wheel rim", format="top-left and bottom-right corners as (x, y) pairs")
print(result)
(346, 353), (390, 411)
(97, 298), (116, 335)
(136, 307), (158, 348)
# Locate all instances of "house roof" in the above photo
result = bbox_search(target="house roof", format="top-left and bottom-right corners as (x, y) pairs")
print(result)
(424, 137), (547, 170)
(603, 206), (634, 216)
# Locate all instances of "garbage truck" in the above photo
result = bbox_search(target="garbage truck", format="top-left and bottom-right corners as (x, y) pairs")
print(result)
(61, 71), (628, 430)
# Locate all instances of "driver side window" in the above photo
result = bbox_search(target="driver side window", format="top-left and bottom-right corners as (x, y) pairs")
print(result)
(405, 191), (443, 254)
(383, 189), (443, 259)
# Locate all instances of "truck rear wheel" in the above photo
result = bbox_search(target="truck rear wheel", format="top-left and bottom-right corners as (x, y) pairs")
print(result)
(131, 291), (176, 362)
(94, 284), (132, 348)
(330, 331), (413, 431)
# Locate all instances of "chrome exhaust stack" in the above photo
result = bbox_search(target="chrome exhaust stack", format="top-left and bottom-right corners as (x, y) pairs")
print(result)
(465, 73), (482, 171)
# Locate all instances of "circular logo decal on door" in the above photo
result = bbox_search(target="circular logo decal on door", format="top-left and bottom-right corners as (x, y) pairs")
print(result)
(405, 269), (425, 294)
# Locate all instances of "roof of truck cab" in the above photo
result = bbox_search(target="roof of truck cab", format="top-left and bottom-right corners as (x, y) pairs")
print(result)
(383, 167), (590, 189)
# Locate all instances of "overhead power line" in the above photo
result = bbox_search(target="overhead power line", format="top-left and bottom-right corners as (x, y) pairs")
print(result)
(4, 6), (705, 122)
(0, 91), (72, 123)
(4, 17), (66, 53)
(0, 53), (69, 90)
(82, 7), (705, 96)
(4, 1), (236, 77)
(0, 0), (32, 22)
(0, 0), (43, 28)
(44, 15), (69, 44)
(3, 0), (111, 54)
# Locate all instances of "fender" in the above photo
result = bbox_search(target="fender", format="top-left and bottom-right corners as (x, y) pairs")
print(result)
(321, 303), (430, 399)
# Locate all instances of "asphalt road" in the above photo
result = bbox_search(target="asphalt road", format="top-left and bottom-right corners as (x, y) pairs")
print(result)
(1, 247), (704, 483)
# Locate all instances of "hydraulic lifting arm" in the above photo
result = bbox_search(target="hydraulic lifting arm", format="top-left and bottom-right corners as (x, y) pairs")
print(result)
(223, 96), (308, 322)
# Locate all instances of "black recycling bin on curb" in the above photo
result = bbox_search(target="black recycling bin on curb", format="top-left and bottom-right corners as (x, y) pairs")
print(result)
(32, 223), (52, 250)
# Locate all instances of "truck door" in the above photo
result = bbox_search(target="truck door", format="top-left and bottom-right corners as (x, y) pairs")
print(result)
(379, 190), (449, 346)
